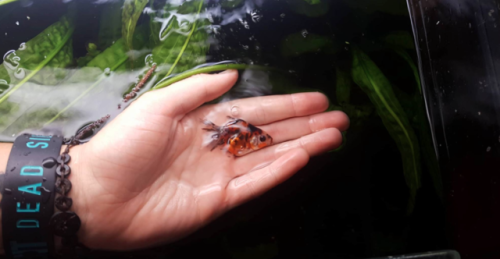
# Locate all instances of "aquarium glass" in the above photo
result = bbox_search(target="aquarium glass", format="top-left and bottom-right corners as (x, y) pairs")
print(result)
(0, 0), (447, 257)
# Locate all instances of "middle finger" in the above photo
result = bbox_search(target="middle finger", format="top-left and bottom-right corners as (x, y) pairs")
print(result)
(201, 92), (330, 125)
(259, 110), (349, 144)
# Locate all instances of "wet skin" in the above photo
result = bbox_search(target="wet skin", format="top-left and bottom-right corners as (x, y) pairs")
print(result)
(64, 70), (349, 250)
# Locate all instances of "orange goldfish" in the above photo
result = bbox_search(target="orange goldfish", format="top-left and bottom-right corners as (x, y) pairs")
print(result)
(203, 117), (273, 157)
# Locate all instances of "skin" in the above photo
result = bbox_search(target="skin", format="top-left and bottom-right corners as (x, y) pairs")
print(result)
(0, 69), (349, 251)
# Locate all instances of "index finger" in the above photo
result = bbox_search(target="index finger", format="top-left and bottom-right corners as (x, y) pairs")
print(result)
(206, 92), (330, 125)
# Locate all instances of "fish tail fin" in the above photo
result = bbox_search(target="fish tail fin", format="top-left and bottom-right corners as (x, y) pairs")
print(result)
(201, 118), (220, 132)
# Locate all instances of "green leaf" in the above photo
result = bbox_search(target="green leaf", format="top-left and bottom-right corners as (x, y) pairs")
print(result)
(2, 103), (72, 136)
(384, 31), (415, 50)
(394, 49), (421, 94)
(16, 17), (74, 85)
(44, 24), (151, 127)
(303, 0), (321, 4)
(86, 39), (128, 71)
(0, 15), (74, 105)
(152, 0), (209, 77)
(0, 64), (9, 95)
(287, 0), (329, 17)
(0, 101), (19, 131)
(149, 0), (178, 46)
(0, 0), (18, 6)
(336, 67), (351, 105)
(331, 103), (373, 129)
(153, 64), (261, 90)
(98, 1), (123, 49)
(0, 79), (80, 137)
(281, 32), (338, 58)
(333, 67), (374, 129)
(396, 50), (442, 201)
(45, 39), (132, 126)
(220, 0), (244, 9)
(413, 94), (443, 201)
(76, 43), (101, 67)
(122, 0), (149, 50)
(352, 48), (421, 214)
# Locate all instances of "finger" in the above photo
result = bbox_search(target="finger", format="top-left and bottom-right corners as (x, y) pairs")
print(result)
(140, 70), (238, 117)
(233, 128), (342, 175)
(259, 110), (349, 144)
(207, 92), (329, 125)
(225, 148), (309, 210)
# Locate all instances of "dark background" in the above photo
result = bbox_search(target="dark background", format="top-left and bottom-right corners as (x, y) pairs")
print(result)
(0, 0), (460, 258)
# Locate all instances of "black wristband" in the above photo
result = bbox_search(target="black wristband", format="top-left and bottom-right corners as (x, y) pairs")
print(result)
(2, 134), (63, 259)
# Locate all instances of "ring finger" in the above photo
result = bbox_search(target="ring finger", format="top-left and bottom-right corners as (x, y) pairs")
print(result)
(232, 127), (343, 176)
(259, 110), (349, 144)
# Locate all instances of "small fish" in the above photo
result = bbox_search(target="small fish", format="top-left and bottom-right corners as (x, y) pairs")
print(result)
(203, 117), (273, 157)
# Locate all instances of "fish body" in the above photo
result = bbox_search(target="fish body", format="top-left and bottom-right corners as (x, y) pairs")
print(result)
(203, 117), (273, 157)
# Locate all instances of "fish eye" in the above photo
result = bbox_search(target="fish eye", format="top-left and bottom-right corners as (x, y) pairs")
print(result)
(260, 135), (266, 142)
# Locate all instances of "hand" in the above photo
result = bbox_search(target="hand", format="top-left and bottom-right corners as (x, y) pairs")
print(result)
(70, 70), (349, 250)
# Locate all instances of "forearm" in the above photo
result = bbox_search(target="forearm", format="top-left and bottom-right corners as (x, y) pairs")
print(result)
(0, 143), (13, 254)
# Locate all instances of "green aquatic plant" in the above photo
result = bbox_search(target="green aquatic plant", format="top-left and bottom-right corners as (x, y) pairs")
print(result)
(152, 0), (207, 77)
(384, 31), (415, 50)
(288, 0), (330, 17)
(0, 0), (18, 6)
(0, 64), (9, 93)
(153, 64), (256, 90)
(303, 0), (322, 4)
(122, 0), (150, 51)
(85, 39), (129, 71)
(220, 0), (244, 9)
(76, 43), (101, 67)
(0, 15), (74, 105)
(352, 48), (421, 214)
(394, 49), (421, 94)
(98, 1), (123, 49)
(44, 40), (131, 126)
(0, 0), (207, 128)
(384, 31), (421, 93)
(0, 0), (441, 217)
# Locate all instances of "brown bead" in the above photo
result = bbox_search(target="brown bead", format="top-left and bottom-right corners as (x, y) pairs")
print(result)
(57, 153), (71, 164)
(55, 178), (72, 195)
(55, 196), (73, 211)
(49, 212), (81, 237)
(56, 164), (71, 177)
(61, 235), (78, 247)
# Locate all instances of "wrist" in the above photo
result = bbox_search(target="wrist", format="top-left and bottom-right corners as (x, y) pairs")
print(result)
(0, 143), (13, 173)
(65, 144), (89, 248)
(0, 141), (90, 254)
(0, 143), (13, 255)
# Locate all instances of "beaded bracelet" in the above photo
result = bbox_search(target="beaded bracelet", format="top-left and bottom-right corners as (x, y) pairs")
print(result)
(50, 115), (110, 258)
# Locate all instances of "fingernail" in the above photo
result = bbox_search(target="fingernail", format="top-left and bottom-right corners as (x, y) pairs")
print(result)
(219, 69), (234, 74)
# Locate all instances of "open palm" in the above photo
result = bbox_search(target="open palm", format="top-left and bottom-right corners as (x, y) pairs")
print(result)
(70, 70), (349, 250)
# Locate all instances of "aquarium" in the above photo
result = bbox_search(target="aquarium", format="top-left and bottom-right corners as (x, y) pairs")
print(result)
(0, 0), (449, 258)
